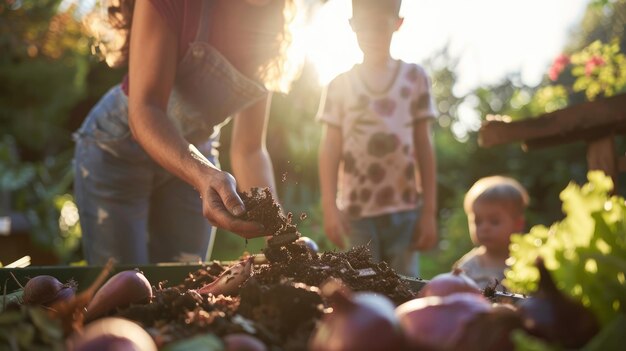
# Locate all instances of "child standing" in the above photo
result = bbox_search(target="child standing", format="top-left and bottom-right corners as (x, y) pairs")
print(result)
(454, 176), (529, 289)
(318, 0), (438, 277)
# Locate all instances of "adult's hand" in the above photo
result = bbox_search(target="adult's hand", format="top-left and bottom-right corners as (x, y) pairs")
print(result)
(198, 168), (266, 239)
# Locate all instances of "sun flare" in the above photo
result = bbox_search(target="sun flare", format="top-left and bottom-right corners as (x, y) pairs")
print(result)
(297, 0), (362, 85)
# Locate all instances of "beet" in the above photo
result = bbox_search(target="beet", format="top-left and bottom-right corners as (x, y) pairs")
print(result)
(22, 275), (76, 307)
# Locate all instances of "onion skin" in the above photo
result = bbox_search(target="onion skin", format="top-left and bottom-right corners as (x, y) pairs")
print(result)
(396, 293), (491, 350)
(418, 268), (481, 298)
(22, 275), (76, 307)
(84, 270), (152, 322)
(451, 303), (523, 351)
(223, 333), (267, 351)
(309, 281), (405, 351)
(66, 317), (157, 351)
(195, 257), (253, 296)
(517, 258), (599, 349)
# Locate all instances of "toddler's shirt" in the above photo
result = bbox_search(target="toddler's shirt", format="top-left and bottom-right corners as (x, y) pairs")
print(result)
(455, 247), (507, 289)
(318, 61), (436, 218)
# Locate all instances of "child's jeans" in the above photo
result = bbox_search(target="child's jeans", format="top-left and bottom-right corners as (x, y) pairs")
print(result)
(349, 209), (421, 277)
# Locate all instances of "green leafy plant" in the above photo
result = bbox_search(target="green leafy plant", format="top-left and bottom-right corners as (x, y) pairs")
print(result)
(570, 40), (626, 100)
(538, 40), (626, 107)
(0, 135), (81, 262)
(505, 171), (626, 326)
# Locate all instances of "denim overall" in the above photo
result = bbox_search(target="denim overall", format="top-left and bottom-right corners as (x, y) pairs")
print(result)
(73, 1), (267, 264)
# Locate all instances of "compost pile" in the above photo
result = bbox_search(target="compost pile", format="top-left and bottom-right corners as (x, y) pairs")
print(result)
(0, 188), (416, 351)
(114, 187), (416, 349)
(1, 185), (614, 350)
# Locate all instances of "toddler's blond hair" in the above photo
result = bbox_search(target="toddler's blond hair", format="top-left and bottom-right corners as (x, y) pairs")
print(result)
(464, 176), (529, 217)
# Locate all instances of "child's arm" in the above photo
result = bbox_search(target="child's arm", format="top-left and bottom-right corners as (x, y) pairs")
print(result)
(413, 119), (438, 250)
(319, 123), (350, 248)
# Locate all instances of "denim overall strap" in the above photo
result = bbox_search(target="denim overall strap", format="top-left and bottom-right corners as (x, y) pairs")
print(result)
(196, 0), (214, 42)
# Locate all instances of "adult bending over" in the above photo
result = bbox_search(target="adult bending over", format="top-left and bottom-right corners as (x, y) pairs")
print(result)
(74, 0), (299, 264)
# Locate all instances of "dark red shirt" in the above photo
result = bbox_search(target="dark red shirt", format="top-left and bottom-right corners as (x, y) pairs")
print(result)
(122, 0), (203, 95)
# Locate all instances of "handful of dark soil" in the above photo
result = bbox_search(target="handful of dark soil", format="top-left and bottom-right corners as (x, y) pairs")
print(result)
(239, 187), (299, 247)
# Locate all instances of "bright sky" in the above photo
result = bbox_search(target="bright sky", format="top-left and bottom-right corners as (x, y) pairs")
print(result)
(303, 0), (590, 95)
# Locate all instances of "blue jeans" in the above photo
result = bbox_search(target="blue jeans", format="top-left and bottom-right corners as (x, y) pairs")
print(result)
(349, 209), (420, 277)
(73, 86), (216, 265)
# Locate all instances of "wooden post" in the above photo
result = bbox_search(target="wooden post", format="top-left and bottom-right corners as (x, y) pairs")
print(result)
(587, 135), (617, 187)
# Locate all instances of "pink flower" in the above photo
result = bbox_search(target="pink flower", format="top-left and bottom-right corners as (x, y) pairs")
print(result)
(585, 56), (606, 76)
(554, 54), (570, 67)
(548, 54), (570, 81)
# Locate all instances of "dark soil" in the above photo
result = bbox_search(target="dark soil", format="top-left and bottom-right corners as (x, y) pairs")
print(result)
(239, 187), (297, 237)
(110, 188), (417, 350)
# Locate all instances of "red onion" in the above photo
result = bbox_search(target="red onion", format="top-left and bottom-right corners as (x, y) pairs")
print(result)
(223, 333), (267, 351)
(308, 280), (405, 351)
(85, 270), (152, 322)
(396, 293), (491, 350)
(66, 317), (157, 351)
(295, 236), (319, 254)
(451, 302), (523, 351)
(418, 268), (481, 298)
(22, 275), (76, 307)
(517, 258), (599, 348)
(195, 257), (253, 296)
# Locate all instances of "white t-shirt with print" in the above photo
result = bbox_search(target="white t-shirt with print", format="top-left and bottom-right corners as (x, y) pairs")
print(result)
(318, 60), (437, 218)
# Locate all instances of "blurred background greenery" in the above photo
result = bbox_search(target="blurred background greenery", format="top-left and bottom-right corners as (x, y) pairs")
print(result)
(0, 0), (624, 278)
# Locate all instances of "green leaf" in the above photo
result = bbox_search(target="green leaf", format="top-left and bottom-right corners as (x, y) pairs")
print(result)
(505, 171), (626, 326)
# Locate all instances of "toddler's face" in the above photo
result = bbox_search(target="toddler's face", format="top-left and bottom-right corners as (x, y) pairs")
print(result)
(468, 200), (524, 255)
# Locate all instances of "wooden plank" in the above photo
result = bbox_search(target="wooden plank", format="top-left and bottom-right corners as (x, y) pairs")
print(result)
(479, 93), (626, 148)
(587, 136), (617, 185)
(617, 156), (626, 172)
(522, 123), (626, 149)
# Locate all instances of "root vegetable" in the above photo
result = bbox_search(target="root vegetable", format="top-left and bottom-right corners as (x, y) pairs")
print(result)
(85, 270), (152, 322)
(22, 275), (76, 307)
(223, 333), (267, 351)
(395, 293), (491, 350)
(195, 257), (253, 296)
(418, 268), (481, 298)
(295, 236), (319, 254)
(66, 317), (157, 351)
(517, 258), (599, 348)
(309, 280), (404, 351)
(451, 303), (523, 351)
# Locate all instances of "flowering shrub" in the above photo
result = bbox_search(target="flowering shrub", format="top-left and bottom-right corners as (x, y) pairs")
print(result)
(548, 40), (626, 101)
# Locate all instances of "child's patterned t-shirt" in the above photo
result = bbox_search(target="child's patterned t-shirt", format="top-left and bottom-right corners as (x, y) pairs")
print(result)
(318, 60), (437, 218)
